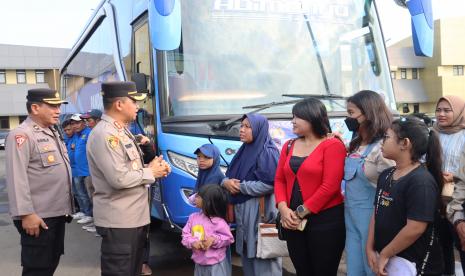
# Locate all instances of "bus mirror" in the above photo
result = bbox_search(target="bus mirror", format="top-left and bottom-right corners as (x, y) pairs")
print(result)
(132, 73), (149, 94)
(148, 0), (181, 51)
(396, 0), (434, 57)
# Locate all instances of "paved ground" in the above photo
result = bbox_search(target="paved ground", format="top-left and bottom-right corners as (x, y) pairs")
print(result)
(1, 149), (462, 275)
(0, 150), (297, 275)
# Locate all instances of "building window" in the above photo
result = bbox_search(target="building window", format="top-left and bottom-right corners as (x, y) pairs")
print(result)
(400, 68), (407, 79)
(36, 71), (45, 83)
(402, 103), (410, 113)
(16, 70), (26, 83)
(0, 116), (9, 129)
(19, 116), (27, 124)
(390, 71), (396, 79)
(413, 103), (419, 113)
(412, 68), (418, 79)
(453, 65), (464, 76)
(0, 70), (5, 83)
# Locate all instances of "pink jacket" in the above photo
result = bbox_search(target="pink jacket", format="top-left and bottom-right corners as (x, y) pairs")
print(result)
(181, 212), (234, 265)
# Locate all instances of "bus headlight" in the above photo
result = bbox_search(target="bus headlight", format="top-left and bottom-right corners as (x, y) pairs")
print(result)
(167, 151), (199, 177)
(167, 151), (228, 178)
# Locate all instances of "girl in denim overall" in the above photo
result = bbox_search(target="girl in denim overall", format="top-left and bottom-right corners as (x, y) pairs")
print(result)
(343, 90), (394, 275)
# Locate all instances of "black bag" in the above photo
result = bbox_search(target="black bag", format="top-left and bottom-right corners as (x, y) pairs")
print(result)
(275, 212), (287, 240)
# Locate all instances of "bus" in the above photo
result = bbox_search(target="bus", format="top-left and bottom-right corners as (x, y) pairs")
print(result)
(60, 0), (433, 229)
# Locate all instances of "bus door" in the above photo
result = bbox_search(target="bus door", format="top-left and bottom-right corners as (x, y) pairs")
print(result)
(130, 14), (164, 220)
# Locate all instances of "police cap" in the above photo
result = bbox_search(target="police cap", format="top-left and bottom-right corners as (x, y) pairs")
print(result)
(27, 88), (68, 105)
(101, 81), (147, 101)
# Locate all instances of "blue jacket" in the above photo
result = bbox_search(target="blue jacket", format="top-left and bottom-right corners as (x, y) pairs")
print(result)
(65, 135), (77, 177)
(74, 127), (91, 177)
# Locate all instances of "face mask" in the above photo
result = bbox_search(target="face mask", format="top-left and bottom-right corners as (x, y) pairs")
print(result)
(345, 117), (360, 132)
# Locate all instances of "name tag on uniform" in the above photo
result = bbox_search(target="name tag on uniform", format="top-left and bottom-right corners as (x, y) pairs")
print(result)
(125, 144), (133, 149)
(37, 138), (49, 143)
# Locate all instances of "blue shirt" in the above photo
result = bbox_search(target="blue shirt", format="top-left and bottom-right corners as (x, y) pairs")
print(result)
(74, 127), (91, 176)
(65, 135), (77, 176)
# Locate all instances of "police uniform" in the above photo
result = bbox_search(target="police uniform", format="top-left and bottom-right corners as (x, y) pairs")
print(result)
(5, 88), (73, 276)
(86, 81), (153, 276)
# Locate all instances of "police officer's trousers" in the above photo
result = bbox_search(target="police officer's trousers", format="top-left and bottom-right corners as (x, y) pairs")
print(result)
(14, 216), (66, 276)
(96, 225), (149, 276)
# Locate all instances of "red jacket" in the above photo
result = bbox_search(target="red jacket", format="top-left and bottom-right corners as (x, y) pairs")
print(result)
(274, 137), (346, 214)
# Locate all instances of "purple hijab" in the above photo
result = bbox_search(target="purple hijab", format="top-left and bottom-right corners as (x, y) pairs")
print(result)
(226, 113), (279, 204)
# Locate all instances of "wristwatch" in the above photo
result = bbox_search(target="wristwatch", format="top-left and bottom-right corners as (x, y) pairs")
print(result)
(296, 205), (310, 219)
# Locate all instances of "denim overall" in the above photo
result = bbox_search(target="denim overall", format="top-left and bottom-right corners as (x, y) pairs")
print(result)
(344, 142), (377, 276)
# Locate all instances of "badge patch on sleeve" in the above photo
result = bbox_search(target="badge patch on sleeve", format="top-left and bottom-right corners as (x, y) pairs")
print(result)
(107, 136), (119, 149)
(15, 135), (27, 148)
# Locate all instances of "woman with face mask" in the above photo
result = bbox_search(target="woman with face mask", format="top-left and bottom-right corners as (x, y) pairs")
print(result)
(343, 90), (394, 276)
(436, 95), (465, 276)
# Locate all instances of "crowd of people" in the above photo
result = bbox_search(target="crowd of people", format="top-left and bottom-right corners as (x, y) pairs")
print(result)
(4, 82), (465, 276)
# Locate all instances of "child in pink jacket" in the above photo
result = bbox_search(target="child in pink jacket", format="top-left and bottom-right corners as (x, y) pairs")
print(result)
(182, 184), (234, 276)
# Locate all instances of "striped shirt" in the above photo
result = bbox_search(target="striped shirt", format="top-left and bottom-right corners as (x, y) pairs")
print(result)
(439, 129), (465, 175)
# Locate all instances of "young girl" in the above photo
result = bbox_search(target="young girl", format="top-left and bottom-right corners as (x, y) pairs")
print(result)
(366, 117), (444, 275)
(344, 90), (394, 276)
(195, 144), (225, 191)
(189, 144), (225, 205)
(182, 184), (234, 276)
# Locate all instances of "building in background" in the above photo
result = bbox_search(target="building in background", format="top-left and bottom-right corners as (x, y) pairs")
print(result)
(0, 44), (68, 130)
(388, 17), (465, 116)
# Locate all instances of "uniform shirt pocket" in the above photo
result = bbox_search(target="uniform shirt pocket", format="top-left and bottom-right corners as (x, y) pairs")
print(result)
(38, 146), (62, 167)
(122, 142), (139, 161)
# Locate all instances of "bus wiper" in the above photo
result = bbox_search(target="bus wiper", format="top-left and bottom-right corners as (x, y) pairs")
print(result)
(209, 99), (301, 131)
(303, 14), (331, 96)
(282, 93), (347, 109)
(210, 94), (347, 131)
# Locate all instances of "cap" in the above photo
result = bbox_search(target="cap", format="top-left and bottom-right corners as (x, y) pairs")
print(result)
(194, 144), (216, 158)
(101, 81), (147, 101)
(26, 88), (68, 105)
(81, 109), (102, 119)
(70, 113), (82, 121)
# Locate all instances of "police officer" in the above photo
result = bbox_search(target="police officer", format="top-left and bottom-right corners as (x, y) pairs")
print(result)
(5, 88), (73, 276)
(86, 81), (170, 276)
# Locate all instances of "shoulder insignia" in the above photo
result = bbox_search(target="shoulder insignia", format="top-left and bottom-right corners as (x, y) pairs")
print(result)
(15, 135), (27, 148)
(114, 121), (123, 130)
(33, 125), (40, 131)
(81, 134), (86, 139)
(107, 136), (119, 149)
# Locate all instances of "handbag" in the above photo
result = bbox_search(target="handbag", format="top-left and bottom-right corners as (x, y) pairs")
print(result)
(256, 197), (289, 259)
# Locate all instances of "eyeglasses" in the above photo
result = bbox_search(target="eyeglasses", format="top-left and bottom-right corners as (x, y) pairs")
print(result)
(435, 108), (453, 114)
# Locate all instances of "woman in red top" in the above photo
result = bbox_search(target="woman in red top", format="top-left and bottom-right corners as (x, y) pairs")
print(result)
(275, 98), (346, 276)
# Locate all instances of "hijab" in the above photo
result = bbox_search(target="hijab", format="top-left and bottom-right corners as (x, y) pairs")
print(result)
(226, 113), (279, 204)
(434, 95), (465, 134)
(195, 144), (225, 191)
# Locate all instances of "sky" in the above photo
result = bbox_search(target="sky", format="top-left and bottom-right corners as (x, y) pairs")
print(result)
(0, 0), (464, 49)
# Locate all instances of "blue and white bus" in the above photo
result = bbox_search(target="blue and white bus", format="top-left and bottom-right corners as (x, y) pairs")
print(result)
(60, 0), (433, 228)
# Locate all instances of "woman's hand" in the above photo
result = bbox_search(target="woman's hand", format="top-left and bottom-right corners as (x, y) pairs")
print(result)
(223, 179), (241, 194)
(366, 248), (378, 274)
(376, 251), (390, 276)
(278, 204), (300, 230)
(443, 172), (454, 183)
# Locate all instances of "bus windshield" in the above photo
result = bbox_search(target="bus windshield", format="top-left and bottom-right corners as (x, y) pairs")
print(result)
(163, 0), (395, 118)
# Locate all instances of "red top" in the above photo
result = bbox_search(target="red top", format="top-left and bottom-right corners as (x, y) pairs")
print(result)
(274, 137), (346, 214)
